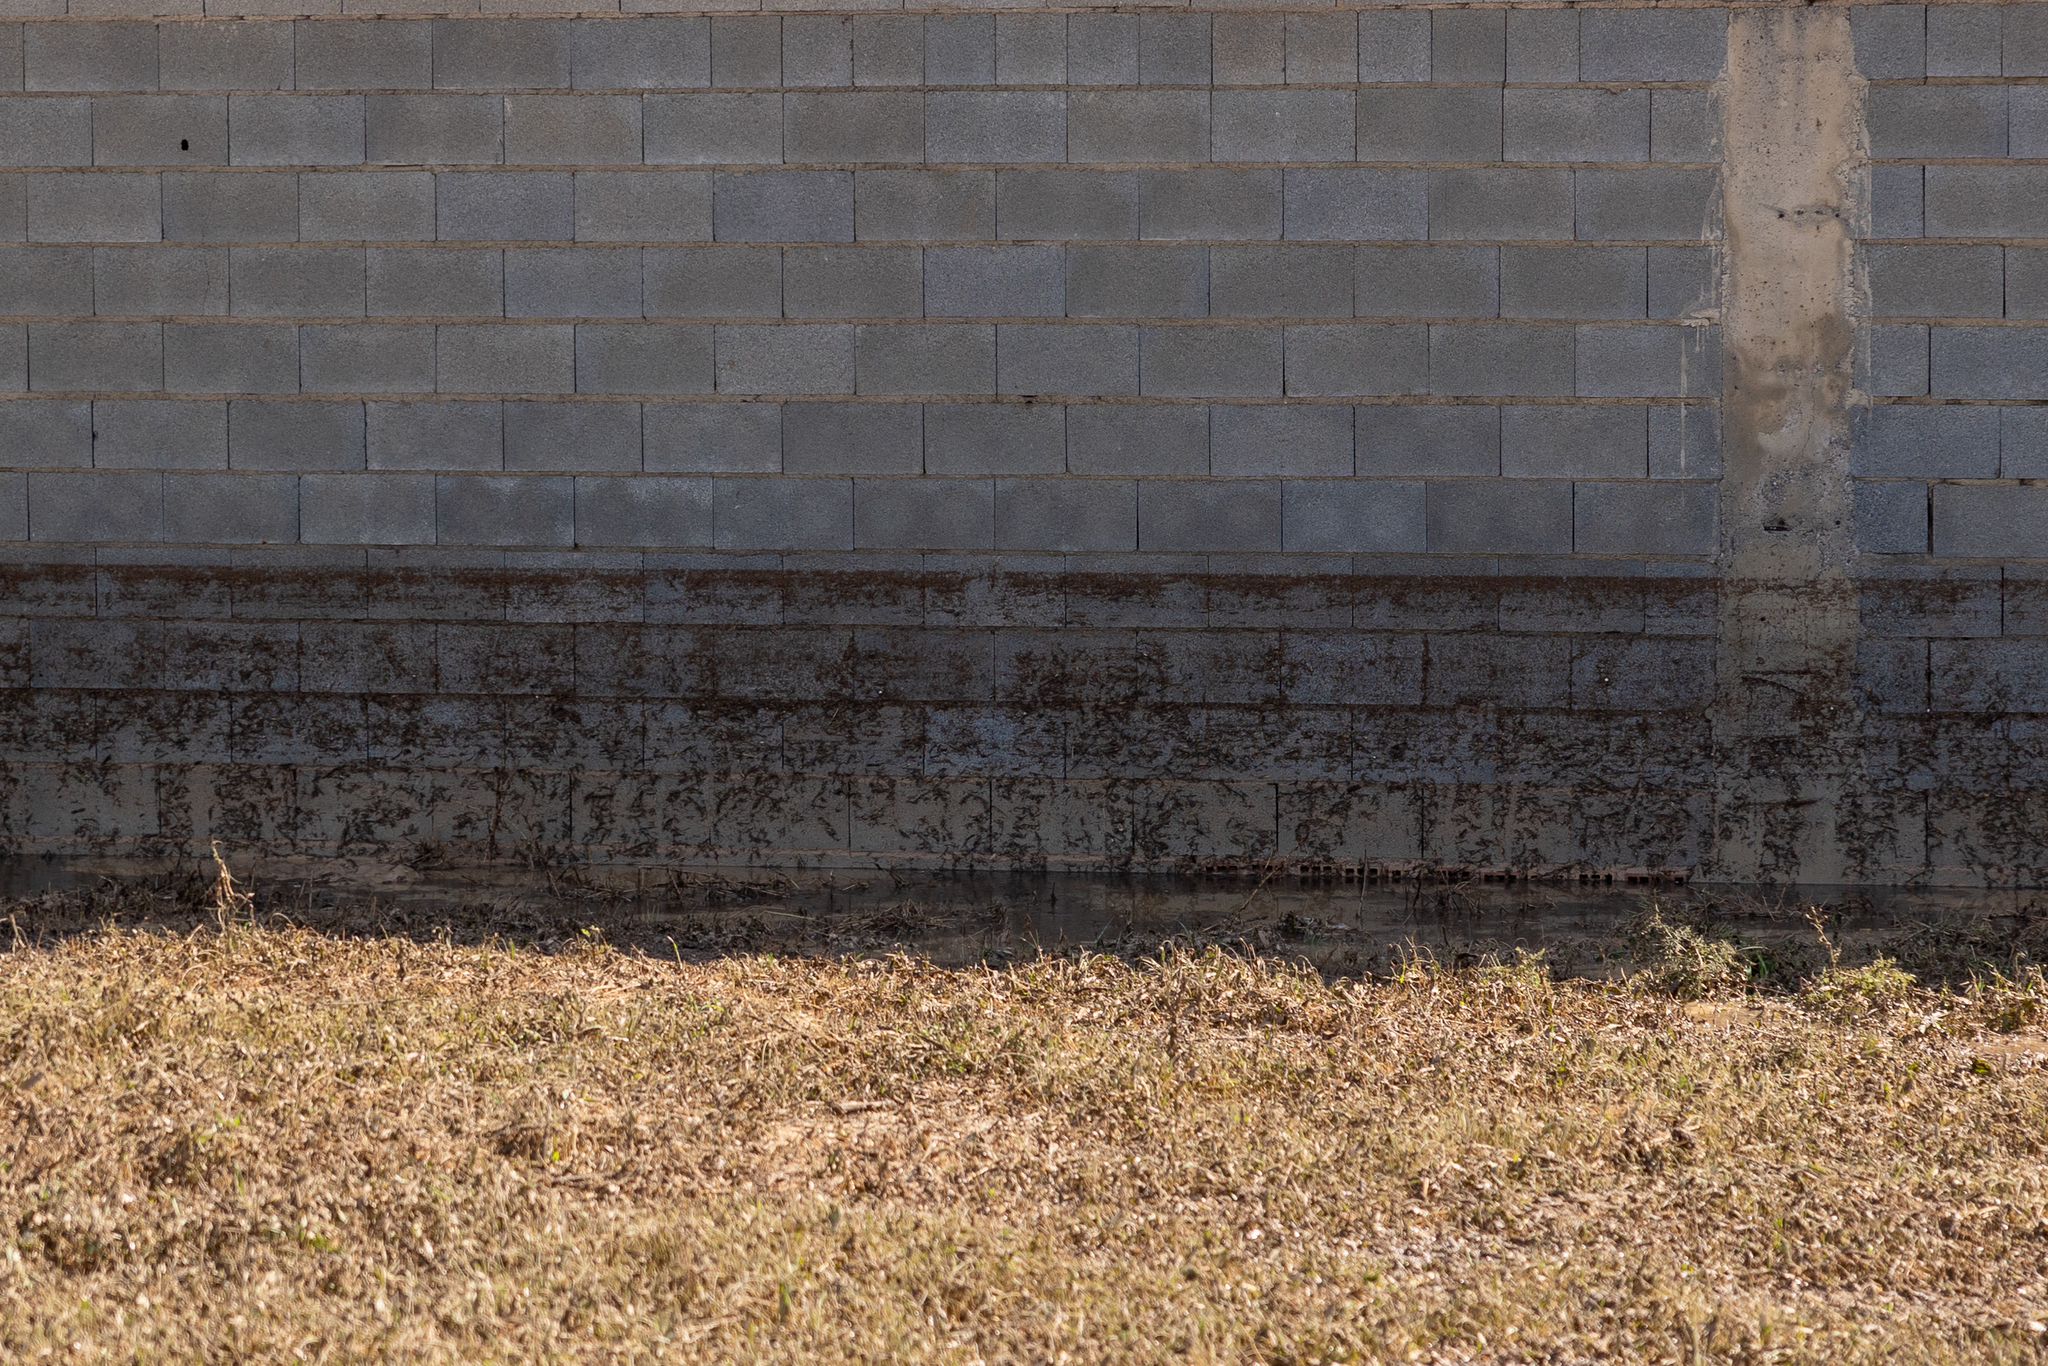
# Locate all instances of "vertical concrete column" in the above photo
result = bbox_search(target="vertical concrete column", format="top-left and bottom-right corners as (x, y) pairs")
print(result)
(1711, 6), (1870, 883)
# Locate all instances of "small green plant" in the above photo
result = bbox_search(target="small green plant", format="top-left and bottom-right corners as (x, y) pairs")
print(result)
(1634, 911), (1746, 999)
(1797, 907), (1918, 1017)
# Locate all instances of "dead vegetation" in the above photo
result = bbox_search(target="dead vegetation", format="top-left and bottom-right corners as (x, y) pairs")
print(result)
(0, 873), (2045, 1362)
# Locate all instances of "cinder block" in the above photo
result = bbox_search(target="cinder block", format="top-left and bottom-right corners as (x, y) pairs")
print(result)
(228, 94), (361, 167)
(503, 95), (640, 166)
(1213, 15), (1283, 85)
(925, 245), (1062, 318)
(643, 400), (780, 472)
(1501, 403), (1645, 477)
(0, 322), (21, 392)
(163, 171), (294, 243)
(1851, 404), (2000, 478)
(1214, 90), (1354, 163)
(0, 27), (15, 95)
(1358, 11), (1428, 82)
(436, 324), (575, 394)
(2015, 87), (2048, 158)
(855, 323), (993, 395)
(996, 14), (1064, 85)
(1212, 404), (1350, 477)
(574, 172), (711, 243)
(366, 94), (503, 165)
(0, 398), (92, 467)
(0, 244), (91, 314)
(298, 471), (434, 544)
(782, 401), (920, 473)
(1139, 479), (1281, 553)
(925, 14), (993, 84)
(164, 472), (296, 542)
(783, 247), (920, 319)
(1930, 327), (2048, 400)
(1140, 169), (1279, 241)
(1141, 12), (1209, 84)
(1934, 483), (2048, 557)
(644, 93), (781, 165)
(1283, 479), (1426, 554)
(1284, 324), (1429, 397)
(1211, 245), (1350, 319)
(1501, 246), (1645, 320)
(2006, 407), (2048, 476)
(923, 402), (1063, 475)
(1067, 13), (1137, 85)
(996, 169), (1137, 241)
(1869, 164), (1923, 239)
(29, 321), (161, 390)
(0, 98), (91, 169)
(573, 475), (711, 548)
(229, 246), (363, 317)
(368, 398), (499, 469)
(436, 474), (573, 547)
(1647, 246), (1714, 319)
(713, 322), (853, 394)
(301, 171), (435, 241)
(1924, 167), (2048, 238)
(857, 170), (994, 241)
(1426, 478), (1573, 555)
(296, 20), (430, 91)
(1858, 323), (1928, 397)
(1852, 5), (1924, 79)
(1068, 91), (1208, 165)
(94, 246), (227, 315)
(854, 15), (923, 86)
(713, 476), (853, 551)
(299, 323), (433, 393)
(1854, 479), (1928, 554)
(1432, 8), (1503, 82)
(574, 323), (715, 394)
(1866, 87), (2007, 159)
(1504, 89), (1648, 163)
(1067, 403), (1205, 475)
(1430, 169), (1573, 241)
(28, 173), (162, 243)
(1430, 323), (1574, 397)
(573, 17), (709, 90)
(783, 15), (853, 88)
(432, 19), (571, 91)
(1578, 9), (1726, 82)
(1356, 245), (1496, 318)
(1927, 4), (2001, 76)
(854, 478), (993, 550)
(505, 247), (642, 318)
(1574, 168), (1717, 241)
(1575, 481), (1716, 557)
(710, 16), (779, 88)
(0, 472), (20, 541)
(24, 22), (157, 91)
(1863, 244), (2003, 319)
(1285, 13), (1354, 84)
(91, 398), (226, 467)
(784, 91), (923, 166)
(996, 323), (1138, 396)
(2009, 248), (2048, 320)
(229, 398), (365, 470)
(1357, 89), (1499, 163)
(505, 400), (640, 471)
(1650, 90), (1717, 163)
(643, 245), (780, 316)
(1508, 9), (1579, 82)
(436, 171), (573, 241)
(1065, 246), (1206, 320)
(1142, 326), (1279, 399)
(367, 246), (502, 317)
(2010, 5), (2048, 76)
(713, 171), (852, 243)
(1356, 404), (1499, 476)
(996, 476), (1135, 551)
(927, 92), (1065, 165)
(27, 470), (161, 541)
(1576, 323), (1720, 398)
(1648, 402), (1720, 478)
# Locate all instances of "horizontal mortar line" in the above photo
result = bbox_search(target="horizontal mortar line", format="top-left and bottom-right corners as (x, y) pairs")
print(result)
(1857, 317), (2048, 327)
(41, 237), (1727, 248)
(9, 4), (1751, 20)
(2, 392), (1718, 406)
(0, 158), (1725, 172)
(3, 314), (1722, 326)
(0, 80), (1719, 94)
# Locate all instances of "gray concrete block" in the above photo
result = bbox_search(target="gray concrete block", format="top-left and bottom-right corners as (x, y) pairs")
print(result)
(855, 323), (993, 395)
(1852, 5), (1924, 79)
(573, 474), (711, 548)
(1067, 403), (1205, 475)
(229, 245), (363, 317)
(1141, 12), (1210, 84)
(573, 17), (709, 90)
(505, 400), (639, 471)
(1867, 86), (2007, 159)
(1854, 479), (1928, 554)
(157, 20), (292, 92)
(1578, 9), (1726, 81)
(1140, 169), (1279, 241)
(367, 246), (502, 317)
(924, 402), (1063, 475)
(29, 321), (161, 390)
(1213, 15), (1283, 85)
(162, 171), (294, 243)
(1356, 245), (1496, 318)
(1851, 404), (2000, 478)
(858, 170), (994, 241)
(714, 322), (853, 394)
(367, 94), (502, 165)
(299, 323), (432, 393)
(1927, 3), (2001, 75)
(298, 471), (434, 544)
(1501, 246), (1645, 320)
(436, 171), (573, 241)
(713, 171), (851, 243)
(91, 398), (225, 467)
(1577, 323), (1720, 398)
(1214, 90), (1354, 163)
(28, 470), (161, 541)
(1931, 326), (2048, 399)
(2010, 5), (2048, 76)
(433, 19), (571, 91)
(1869, 164), (1923, 239)
(575, 323), (714, 394)
(1574, 480), (1716, 557)
(1067, 13), (1137, 86)
(0, 97), (90, 169)
(783, 15), (853, 88)
(855, 15), (923, 86)
(1139, 479), (1281, 553)
(0, 321), (20, 392)
(436, 474), (573, 547)
(2005, 406), (2048, 476)
(229, 398), (364, 471)
(1648, 402), (1721, 479)
(1143, 326), (1280, 398)
(644, 400), (780, 473)
(1066, 245), (1207, 319)
(2015, 87), (2048, 158)
(573, 171), (710, 243)
(998, 475), (1136, 551)
(925, 245), (1062, 318)
(1924, 167), (2048, 238)
(714, 476), (852, 551)
(1504, 89), (1648, 164)
(1212, 404), (1351, 476)
(1285, 13), (1354, 84)
(1284, 324), (1428, 397)
(94, 245), (227, 315)
(643, 245), (780, 317)
(301, 170), (434, 242)
(1211, 245), (1350, 319)
(2009, 248), (2048, 320)
(0, 245), (88, 314)
(997, 323), (1137, 396)
(1647, 246), (1715, 319)
(644, 93), (781, 166)
(296, 19), (430, 91)
(925, 14), (993, 84)
(1357, 11), (1427, 82)
(1359, 89), (1501, 165)
(436, 323), (574, 394)
(24, 22), (156, 91)
(0, 26), (15, 95)
(1508, 9), (1578, 82)
(997, 169), (1136, 241)
(0, 398), (92, 467)
(0, 472), (20, 542)
(1863, 244), (2003, 319)
(1858, 323), (1929, 397)
(1430, 168), (1574, 241)
(1650, 90), (1717, 163)
(1432, 8), (1503, 82)
(366, 397), (497, 473)
(164, 472), (296, 543)
(784, 246), (921, 319)
(1068, 90), (1209, 165)
(1501, 403), (1645, 478)
(854, 477), (993, 549)
(1283, 479), (1426, 554)
(229, 94), (363, 166)
(29, 172), (162, 243)
(1932, 482), (2048, 557)
(503, 94), (640, 166)
(782, 400), (920, 473)
(785, 91), (923, 166)
(1356, 404), (1499, 476)
(1574, 168), (1718, 241)
(927, 92), (1065, 165)
(1427, 478), (1573, 555)
(1432, 323), (1574, 397)
(710, 16), (779, 88)
(996, 14), (1065, 86)
(505, 247), (641, 318)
